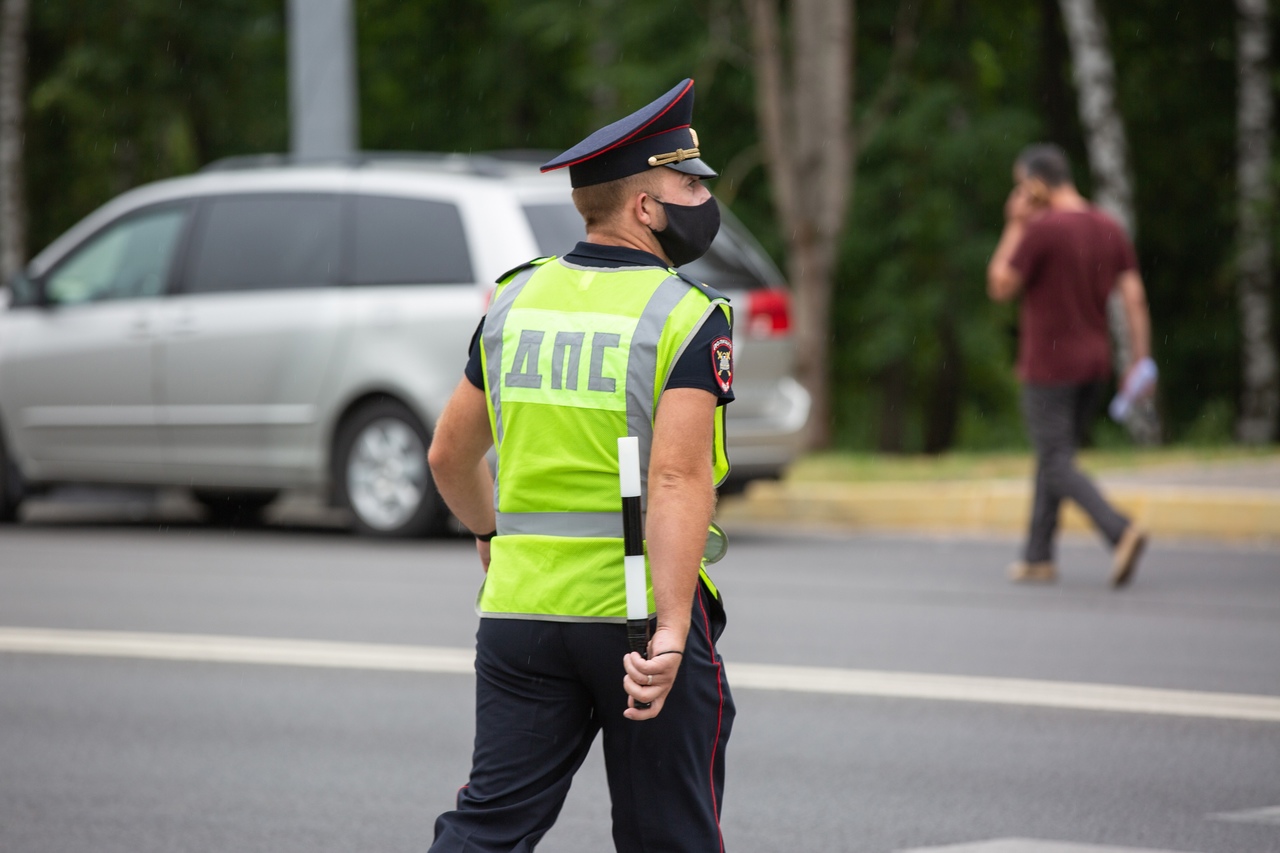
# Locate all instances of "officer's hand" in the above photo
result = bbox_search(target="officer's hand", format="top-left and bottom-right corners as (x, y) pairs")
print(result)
(622, 627), (685, 721)
(475, 538), (491, 574)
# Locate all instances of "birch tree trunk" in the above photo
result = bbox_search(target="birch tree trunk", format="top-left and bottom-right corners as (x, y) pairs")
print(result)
(0, 0), (27, 282)
(1235, 0), (1278, 444)
(746, 0), (854, 449)
(1058, 0), (1162, 444)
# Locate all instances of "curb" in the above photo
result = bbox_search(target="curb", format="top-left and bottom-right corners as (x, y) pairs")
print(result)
(718, 480), (1280, 545)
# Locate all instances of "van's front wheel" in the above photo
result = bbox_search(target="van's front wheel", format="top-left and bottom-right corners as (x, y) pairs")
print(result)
(335, 400), (446, 538)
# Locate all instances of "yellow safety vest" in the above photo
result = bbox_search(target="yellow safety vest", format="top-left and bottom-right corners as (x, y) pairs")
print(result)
(477, 255), (731, 621)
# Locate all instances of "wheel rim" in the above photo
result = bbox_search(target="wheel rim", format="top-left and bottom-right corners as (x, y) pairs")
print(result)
(345, 417), (428, 531)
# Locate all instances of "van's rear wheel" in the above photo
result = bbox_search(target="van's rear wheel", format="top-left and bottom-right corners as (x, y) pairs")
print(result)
(335, 399), (445, 538)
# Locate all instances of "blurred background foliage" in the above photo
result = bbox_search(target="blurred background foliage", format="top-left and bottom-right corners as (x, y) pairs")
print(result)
(21, 0), (1280, 452)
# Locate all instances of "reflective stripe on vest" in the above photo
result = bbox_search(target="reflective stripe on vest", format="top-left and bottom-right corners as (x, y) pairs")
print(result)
(496, 510), (629, 538)
(482, 262), (542, 448)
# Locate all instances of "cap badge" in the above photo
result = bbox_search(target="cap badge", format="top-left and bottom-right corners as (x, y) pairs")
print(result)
(647, 130), (702, 168)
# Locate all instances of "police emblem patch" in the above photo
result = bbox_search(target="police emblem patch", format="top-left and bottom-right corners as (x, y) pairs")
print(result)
(710, 336), (733, 394)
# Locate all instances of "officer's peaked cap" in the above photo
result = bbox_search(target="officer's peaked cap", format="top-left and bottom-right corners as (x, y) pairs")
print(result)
(541, 79), (717, 188)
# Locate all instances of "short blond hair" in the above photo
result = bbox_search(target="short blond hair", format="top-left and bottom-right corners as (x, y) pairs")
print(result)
(571, 170), (665, 231)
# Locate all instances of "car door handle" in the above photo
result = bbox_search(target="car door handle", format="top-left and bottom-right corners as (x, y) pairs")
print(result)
(171, 317), (199, 337)
(128, 318), (151, 339)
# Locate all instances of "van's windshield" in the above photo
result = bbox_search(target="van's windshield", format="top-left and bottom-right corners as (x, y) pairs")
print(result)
(521, 201), (782, 291)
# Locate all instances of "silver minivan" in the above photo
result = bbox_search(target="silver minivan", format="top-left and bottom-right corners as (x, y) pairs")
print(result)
(0, 154), (809, 537)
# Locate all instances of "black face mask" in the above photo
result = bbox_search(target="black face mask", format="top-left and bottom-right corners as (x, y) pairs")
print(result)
(651, 195), (721, 267)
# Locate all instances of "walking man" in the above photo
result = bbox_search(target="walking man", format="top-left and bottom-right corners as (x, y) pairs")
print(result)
(987, 143), (1151, 587)
(426, 79), (734, 851)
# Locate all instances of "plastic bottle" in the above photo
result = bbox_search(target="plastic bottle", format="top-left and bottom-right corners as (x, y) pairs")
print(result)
(1109, 357), (1158, 421)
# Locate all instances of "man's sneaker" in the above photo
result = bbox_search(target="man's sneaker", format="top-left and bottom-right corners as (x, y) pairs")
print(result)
(1111, 524), (1148, 588)
(1008, 561), (1057, 583)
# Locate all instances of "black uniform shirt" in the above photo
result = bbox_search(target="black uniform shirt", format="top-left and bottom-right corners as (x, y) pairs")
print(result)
(464, 242), (734, 405)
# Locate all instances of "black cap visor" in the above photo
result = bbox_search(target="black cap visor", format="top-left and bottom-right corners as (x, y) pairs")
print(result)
(666, 158), (718, 179)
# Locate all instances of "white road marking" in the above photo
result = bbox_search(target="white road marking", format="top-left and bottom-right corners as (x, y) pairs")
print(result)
(899, 840), (1201, 853)
(0, 627), (474, 674)
(1209, 805), (1280, 825)
(2, 626), (1279, 724)
(727, 662), (1280, 723)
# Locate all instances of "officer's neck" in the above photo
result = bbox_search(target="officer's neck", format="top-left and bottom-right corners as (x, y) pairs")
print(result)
(585, 227), (674, 267)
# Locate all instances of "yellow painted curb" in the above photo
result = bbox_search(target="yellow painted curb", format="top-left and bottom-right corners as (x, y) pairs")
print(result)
(719, 480), (1280, 544)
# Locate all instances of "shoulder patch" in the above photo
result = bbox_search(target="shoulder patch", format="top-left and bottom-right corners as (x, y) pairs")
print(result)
(672, 268), (730, 303)
(495, 256), (555, 285)
(710, 335), (733, 394)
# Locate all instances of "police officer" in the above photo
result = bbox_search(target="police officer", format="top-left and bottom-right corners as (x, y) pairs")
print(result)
(426, 79), (735, 852)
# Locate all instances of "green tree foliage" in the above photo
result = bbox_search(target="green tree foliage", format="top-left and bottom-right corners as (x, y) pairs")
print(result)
(352, 0), (777, 246)
(839, 0), (1277, 450)
(16, 0), (1276, 450)
(839, 83), (1037, 452)
(356, 0), (574, 154)
(27, 0), (285, 252)
(1106, 2), (1244, 439)
(356, 0), (746, 155)
(837, 2), (1043, 453)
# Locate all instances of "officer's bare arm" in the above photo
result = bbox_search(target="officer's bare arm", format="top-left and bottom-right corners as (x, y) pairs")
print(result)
(1117, 270), (1151, 364)
(623, 386), (717, 719)
(646, 387), (717, 641)
(427, 378), (496, 540)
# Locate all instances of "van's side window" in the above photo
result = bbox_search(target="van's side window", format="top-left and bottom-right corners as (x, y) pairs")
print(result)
(350, 195), (474, 285)
(44, 206), (188, 305)
(185, 194), (342, 294)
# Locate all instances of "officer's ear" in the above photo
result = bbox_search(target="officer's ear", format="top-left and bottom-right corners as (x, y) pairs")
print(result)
(635, 190), (661, 229)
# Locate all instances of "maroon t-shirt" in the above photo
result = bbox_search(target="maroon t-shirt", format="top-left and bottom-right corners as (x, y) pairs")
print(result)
(1009, 207), (1138, 384)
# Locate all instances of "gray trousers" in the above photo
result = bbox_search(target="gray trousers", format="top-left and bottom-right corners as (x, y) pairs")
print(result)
(1021, 382), (1129, 563)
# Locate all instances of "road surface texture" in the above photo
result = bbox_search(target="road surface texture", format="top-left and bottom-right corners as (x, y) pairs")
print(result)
(1, 515), (1277, 853)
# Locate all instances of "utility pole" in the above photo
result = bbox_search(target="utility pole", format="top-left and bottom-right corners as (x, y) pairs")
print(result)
(287, 0), (358, 159)
(0, 0), (28, 281)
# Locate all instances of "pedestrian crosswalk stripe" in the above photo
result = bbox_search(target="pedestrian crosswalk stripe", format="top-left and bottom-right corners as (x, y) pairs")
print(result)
(1, 626), (1279, 724)
(899, 840), (1202, 853)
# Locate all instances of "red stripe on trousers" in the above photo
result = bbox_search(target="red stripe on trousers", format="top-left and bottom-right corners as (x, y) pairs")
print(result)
(696, 587), (726, 853)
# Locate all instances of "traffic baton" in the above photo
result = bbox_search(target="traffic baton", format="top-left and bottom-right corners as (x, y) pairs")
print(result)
(617, 436), (651, 710)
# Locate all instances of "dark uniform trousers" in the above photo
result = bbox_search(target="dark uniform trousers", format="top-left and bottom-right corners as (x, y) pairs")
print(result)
(429, 580), (734, 853)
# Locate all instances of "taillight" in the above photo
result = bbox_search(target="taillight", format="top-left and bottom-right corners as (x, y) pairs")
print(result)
(746, 288), (791, 338)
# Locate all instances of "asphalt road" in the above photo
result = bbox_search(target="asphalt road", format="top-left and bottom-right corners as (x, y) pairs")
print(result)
(1, 512), (1278, 853)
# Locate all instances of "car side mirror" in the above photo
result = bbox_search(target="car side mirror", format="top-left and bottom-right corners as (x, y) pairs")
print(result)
(4, 270), (41, 308)
(15, 271), (54, 309)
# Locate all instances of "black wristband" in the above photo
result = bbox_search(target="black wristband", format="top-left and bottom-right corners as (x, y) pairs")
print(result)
(474, 530), (497, 542)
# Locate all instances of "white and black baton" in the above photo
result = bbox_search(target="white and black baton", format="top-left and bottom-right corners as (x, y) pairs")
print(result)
(617, 436), (651, 710)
